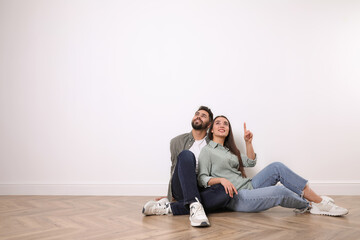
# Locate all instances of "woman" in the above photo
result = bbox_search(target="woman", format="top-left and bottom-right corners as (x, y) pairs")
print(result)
(197, 115), (348, 216)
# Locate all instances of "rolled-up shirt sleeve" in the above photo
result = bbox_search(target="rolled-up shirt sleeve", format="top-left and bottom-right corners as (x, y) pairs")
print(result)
(241, 153), (257, 167)
(198, 147), (213, 188)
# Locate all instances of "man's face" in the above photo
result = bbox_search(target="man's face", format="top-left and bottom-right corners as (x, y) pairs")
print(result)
(191, 110), (210, 130)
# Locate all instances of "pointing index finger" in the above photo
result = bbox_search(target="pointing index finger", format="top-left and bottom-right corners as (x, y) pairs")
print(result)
(244, 122), (247, 132)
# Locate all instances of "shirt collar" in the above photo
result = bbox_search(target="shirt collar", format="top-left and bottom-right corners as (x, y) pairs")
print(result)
(190, 131), (210, 143)
(209, 140), (229, 151)
(209, 140), (218, 148)
(189, 132), (194, 142)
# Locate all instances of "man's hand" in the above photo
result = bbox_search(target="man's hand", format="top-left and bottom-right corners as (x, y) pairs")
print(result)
(244, 122), (253, 143)
(155, 196), (167, 201)
(220, 178), (238, 198)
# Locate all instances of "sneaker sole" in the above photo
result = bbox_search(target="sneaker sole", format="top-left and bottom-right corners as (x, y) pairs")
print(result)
(310, 210), (349, 217)
(191, 221), (210, 227)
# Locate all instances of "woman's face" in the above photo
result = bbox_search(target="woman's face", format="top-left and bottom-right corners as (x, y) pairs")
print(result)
(211, 117), (230, 138)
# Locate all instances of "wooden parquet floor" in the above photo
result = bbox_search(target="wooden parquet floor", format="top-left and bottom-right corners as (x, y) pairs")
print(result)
(0, 196), (359, 240)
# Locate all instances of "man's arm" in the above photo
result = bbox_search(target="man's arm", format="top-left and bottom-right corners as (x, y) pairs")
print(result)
(166, 136), (181, 201)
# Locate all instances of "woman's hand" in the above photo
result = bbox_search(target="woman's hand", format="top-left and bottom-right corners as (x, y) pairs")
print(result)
(244, 122), (256, 159)
(244, 122), (253, 143)
(207, 178), (238, 198)
(220, 178), (238, 198)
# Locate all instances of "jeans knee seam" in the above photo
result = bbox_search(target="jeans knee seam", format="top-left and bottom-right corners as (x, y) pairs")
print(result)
(280, 177), (303, 196)
(254, 173), (279, 189)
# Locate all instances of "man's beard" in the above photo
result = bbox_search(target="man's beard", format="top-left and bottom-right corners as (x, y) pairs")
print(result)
(191, 118), (208, 130)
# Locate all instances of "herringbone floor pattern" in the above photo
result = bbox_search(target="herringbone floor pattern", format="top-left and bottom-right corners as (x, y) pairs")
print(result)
(0, 196), (359, 240)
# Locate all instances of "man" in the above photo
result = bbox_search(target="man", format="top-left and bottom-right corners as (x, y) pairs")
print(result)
(142, 106), (231, 227)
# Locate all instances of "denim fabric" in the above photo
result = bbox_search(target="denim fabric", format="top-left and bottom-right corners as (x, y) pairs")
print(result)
(170, 150), (231, 215)
(227, 162), (309, 212)
(171, 150), (201, 206)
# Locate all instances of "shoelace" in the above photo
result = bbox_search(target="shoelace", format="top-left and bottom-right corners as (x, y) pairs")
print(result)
(154, 202), (167, 215)
(190, 203), (206, 218)
(325, 200), (342, 210)
(321, 196), (334, 203)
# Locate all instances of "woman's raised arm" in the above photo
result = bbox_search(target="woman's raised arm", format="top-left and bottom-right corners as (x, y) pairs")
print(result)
(244, 122), (255, 160)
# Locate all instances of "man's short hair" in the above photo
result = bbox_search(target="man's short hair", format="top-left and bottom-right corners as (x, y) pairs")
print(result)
(198, 106), (213, 122)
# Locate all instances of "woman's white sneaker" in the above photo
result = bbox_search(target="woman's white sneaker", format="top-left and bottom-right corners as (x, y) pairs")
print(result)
(321, 196), (335, 203)
(310, 197), (348, 216)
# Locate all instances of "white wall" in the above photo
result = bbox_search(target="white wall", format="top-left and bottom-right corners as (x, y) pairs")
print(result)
(1, 0), (359, 195)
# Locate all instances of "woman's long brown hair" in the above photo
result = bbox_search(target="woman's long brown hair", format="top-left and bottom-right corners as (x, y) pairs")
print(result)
(208, 115), (247, 178)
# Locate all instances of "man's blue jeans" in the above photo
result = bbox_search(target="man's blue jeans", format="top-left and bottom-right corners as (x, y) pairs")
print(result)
(170, 150), (231, 215)
(226, 162), (310, 212)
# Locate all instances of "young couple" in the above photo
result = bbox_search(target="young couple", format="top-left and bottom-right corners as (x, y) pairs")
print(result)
(142, 106), (348, 227)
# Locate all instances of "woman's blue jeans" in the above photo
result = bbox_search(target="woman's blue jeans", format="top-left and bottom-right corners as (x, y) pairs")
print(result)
(226, 162), (310, 212)
(170, 150), (231, 215)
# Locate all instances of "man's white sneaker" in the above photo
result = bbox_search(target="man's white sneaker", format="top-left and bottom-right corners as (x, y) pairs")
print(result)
(189, 198), (210, 227)
(310, 197), (348, 217)
(142, 198), (171, 216)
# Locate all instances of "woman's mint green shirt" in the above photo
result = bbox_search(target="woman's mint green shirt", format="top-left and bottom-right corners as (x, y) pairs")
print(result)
(198, 140), (257, 191)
